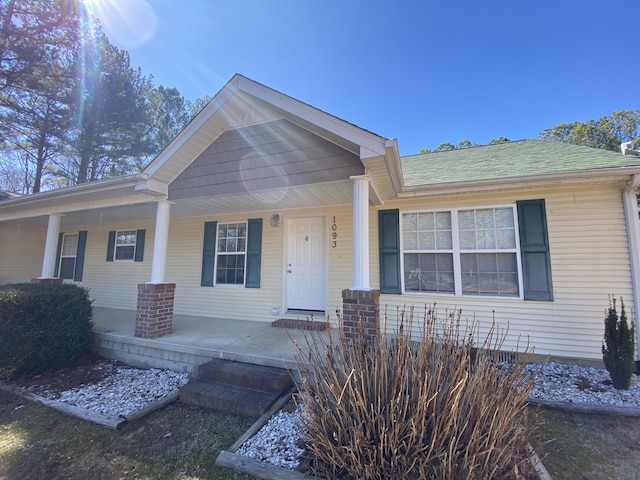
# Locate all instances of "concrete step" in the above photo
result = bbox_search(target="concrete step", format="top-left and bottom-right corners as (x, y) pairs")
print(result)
(180, 358), (294, 416)
(180, 379), (280, 416)
(197, 358), (292, 394)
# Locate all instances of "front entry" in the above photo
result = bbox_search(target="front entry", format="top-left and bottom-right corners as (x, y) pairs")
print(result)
(286, 216), (326, 311)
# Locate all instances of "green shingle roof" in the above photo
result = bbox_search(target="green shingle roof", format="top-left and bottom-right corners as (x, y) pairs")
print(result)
(400, 139), (640, 187)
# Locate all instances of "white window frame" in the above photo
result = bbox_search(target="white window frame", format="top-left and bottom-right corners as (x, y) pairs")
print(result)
(114, 229), (137, 261)
(214, 221), (248, 286)
(59, 233), (78, 280)
(400, 205), (524, 299)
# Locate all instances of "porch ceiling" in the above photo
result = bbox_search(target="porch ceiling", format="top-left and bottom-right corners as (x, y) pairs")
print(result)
(6, 180), (355, 229)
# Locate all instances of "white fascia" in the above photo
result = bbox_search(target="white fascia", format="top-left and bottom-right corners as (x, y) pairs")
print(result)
(143, 78), (239, 179)
(237, 76), (388, 158)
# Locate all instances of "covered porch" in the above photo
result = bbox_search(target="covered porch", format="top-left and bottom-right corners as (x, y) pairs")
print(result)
(92, 306), (331, 375)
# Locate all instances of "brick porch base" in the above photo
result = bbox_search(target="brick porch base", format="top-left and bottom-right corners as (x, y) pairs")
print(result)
(135, 283), (176, 339)
(342, 289), (380, 344)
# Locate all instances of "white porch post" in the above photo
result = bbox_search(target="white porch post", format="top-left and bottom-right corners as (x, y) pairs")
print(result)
(40, 214), (62, 278)
(351, 175), (370, 290)
(149, 200), (171, 284)
(622, 180), (640, 362)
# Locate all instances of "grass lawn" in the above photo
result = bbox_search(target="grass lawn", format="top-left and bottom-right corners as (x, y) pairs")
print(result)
(531, 408), (640, 480)
(2, 387), (640, 479)
(0, 389), (256, 480)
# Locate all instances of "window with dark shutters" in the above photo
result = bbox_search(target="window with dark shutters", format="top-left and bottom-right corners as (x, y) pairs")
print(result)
(378, 209), (401, 294)
(517, 199), (554, 301)
(379, 201), (554, 301)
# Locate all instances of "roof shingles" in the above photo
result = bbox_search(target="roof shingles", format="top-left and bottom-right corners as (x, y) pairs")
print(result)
(400, 139), (640, 187)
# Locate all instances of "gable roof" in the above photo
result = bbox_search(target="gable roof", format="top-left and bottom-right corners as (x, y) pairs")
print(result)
(401, 139), (640, 188)
(143, 74), (402, 198)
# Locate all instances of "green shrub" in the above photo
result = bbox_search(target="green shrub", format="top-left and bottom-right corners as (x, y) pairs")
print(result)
(602, 296), (635, 390)
(0, 283), (94, 379)
(295, 305), (539, 480)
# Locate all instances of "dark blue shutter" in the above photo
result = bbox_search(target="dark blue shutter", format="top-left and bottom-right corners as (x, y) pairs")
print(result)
(73, 231), (87, 281)
(54, 232), (64, 277)
(379, 209), (401, 294)
(106, 231), (116, 261)
(517, 199), (554, 301)
(245, 218), (263, 288)
(201, 221), (217, 287)
(134, 229), (145, 262)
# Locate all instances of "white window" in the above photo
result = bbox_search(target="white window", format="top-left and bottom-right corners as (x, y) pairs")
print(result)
(114, 230), (137, 260)
(401, 207), (521, 297)
(59, 233), (78, 280)
(215, 222), (247, 285)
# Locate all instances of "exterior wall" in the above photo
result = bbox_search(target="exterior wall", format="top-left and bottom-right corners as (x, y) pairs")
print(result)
(81, 220), (154, 309)
(0, 222), (46, 283)
(168, 119), (364, 201)
(372, 185), (634, 362)
(164, 206), (354, 325)
(3, 182), (633, 363)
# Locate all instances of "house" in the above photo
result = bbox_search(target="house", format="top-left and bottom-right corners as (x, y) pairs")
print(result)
(1, 74), (640, 367)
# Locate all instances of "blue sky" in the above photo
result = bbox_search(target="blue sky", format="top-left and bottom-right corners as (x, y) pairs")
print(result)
(91, 0), (639, 156)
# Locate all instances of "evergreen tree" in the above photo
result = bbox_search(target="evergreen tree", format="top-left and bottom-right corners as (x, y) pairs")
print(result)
(602, 297), (635, 390)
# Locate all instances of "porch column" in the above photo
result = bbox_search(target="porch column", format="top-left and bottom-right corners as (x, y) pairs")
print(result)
(135, 200), (174, 339)
(343, 175), (380, 346)
(350, 175), (370, 290)
(150, 200), (171, 284)
(622, 179), (640, 370)
(40, 214), (62, 279)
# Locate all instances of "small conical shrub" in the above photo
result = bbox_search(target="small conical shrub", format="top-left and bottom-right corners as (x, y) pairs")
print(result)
(602, 296), (635, 390)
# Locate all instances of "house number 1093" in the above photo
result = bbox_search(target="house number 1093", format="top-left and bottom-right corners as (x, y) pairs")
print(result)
(331, 216), (337, 248)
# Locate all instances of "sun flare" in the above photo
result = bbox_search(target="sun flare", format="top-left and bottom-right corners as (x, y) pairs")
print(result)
(81, 0), (158, 48)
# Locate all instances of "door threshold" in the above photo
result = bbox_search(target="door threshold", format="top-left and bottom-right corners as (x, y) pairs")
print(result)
(286, 309), (325, 316)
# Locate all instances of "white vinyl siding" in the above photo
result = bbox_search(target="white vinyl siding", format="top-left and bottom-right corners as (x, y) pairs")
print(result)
(82, 223), (153, 309)
(377, 185), (635, 361)
(0, 222), (45, 283)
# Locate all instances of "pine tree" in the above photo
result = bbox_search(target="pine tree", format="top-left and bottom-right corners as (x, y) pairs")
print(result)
(602, 297), (635, 390)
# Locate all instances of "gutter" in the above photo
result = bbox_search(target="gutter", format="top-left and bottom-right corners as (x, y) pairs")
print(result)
(0, 173), (168, 223)
(622, 174), (640, 368)
(0, 173), (148, 209)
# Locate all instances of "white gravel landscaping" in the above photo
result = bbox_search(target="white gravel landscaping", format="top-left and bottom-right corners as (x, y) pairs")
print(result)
(34, 364), (190, 418)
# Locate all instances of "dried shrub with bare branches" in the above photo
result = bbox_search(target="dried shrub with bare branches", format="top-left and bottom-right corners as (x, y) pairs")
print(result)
(294, 305), (539, 480)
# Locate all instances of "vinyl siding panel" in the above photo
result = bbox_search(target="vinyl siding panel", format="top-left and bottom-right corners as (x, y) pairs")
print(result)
(169, 119), (363, 200)
(81, 221), (154, 309)
(165, 214), (282, 321)
(375, 186), (634, 361)
(165, 206), (353, 324)
(0, 222), (46, 283)
(327, 208), (354, 325)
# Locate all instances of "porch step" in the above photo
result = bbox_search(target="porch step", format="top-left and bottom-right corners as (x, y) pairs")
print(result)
(179, 359), (293, 415)
(271, 318), (328, 331)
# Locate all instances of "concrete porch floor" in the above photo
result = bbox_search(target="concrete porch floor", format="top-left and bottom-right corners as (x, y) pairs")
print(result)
(92, 306), (331, 375)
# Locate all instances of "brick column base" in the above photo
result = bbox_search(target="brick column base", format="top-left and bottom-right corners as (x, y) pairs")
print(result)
(342, 289), (380, 344)
(135, 283), (176, 339)
(31, 278), (64, 284)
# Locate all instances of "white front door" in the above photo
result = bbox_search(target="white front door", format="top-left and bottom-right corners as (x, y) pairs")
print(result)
(286, 216), (326, 311)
